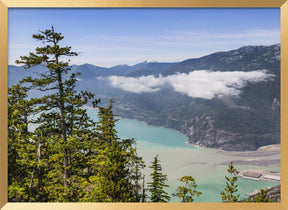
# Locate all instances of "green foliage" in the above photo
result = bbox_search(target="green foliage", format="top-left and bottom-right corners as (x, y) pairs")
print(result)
(254, 189), (272, 202)
(111, 45), (280, 152)
(14, 26), (98, 201)
(8, 84), (33, 201)
(247, 189), (273, 202)
(9, 27), (145, 202)
(147, 155), (170, 202)
(173, 176), (201, 202)
(82, 99), (145, 202)
(221, 162), (240, 202)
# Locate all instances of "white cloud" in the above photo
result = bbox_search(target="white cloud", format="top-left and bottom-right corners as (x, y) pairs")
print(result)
(107, 75), (165, 93)
(106, 70), (275, 99)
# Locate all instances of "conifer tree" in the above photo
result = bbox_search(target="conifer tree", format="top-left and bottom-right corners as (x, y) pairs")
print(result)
(8, 84), (29, 182)
(221, 162), (240, 202)
(173, 176), (202, 202)
(27, 128), (52, 201)
(141, 175), (147, 202)
(8, 84), (32, 201)
(10, 26), (145, 203)
(130, 149), (146, 202)
(15, 26), (99, 201)
(147, 155), (170, 202)
(83, 99), (145, 202)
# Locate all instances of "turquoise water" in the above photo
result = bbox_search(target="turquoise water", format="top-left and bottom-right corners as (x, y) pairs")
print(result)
(116, 118), (193, 148)
(86, 108), (280, 202)
(86, 109), (192, 148)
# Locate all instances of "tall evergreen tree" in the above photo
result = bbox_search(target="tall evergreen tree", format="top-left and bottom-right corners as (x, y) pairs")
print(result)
(221, 162), (240, 202)
(147, 155), (170, 202)
(15, 26), (99, 201)
(82, 99), (145, 202)
(8, 84), (32, 201)
(141, 175), (147, 202)
(173, 176), (202, 202)
(130, 149), (146, 202)
(9, 26), (145, 202)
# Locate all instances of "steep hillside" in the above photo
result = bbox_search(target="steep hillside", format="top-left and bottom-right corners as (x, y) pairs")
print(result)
(162, 44), (280, 75)
(8, 44), (280, 151)
(112, 45), (280, 151)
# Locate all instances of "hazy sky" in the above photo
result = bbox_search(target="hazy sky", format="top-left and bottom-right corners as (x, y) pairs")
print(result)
(9, 8), (280, 67)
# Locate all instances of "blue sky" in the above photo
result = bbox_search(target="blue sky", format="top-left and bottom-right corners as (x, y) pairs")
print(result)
(8, 8), (280, 67)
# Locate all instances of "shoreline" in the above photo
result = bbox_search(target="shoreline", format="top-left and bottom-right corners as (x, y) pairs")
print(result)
(118, 117), (280, 153)
(113, 114), (281, 153)
(84, 105), (194, 146)
(83, 105), (281, 153)
(84, 105), (280, 202)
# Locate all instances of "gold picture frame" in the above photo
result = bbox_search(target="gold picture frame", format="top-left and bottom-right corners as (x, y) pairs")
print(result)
(1, 0), (288, 209)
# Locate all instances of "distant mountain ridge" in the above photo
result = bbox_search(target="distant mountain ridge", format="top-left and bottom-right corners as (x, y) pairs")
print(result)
(162, 44), (280, 75)
(8, 44), (281, 151)
(111, 44), (280, 151)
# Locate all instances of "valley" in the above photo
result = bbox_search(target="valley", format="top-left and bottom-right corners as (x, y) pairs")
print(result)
(9, 44), (281, 151)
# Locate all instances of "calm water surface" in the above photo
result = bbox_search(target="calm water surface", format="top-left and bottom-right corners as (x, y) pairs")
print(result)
(88, 109), (280, 202)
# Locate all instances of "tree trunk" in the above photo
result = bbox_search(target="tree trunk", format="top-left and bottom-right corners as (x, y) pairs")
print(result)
(23, 111), (28, 134)
(36, 133), (43, 201)
(30, 133), (43, 200)
(29, 165), (36, 189)
(142, 175), (146, 202)
(53, 28), (69, 189)
(57, 70), (68, 188)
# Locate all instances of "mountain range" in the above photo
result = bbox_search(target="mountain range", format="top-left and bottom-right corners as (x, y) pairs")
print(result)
(8, 44), (280, 151)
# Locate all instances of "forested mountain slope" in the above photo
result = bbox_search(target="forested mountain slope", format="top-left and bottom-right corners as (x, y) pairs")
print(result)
(9, 44), (280, 151)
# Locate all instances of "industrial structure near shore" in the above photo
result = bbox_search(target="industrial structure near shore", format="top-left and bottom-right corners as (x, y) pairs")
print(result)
(236, 169), (280, 183)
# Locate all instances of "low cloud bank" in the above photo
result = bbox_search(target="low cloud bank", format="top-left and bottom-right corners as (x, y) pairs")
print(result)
(104, 70), (274, 99)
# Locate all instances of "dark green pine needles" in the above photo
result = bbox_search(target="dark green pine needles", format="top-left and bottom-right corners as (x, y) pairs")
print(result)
(221, 162), (240, 202)
(83, 99), (145, 202)
(8, 26), (144, 202)
(147, 155), (170, 202)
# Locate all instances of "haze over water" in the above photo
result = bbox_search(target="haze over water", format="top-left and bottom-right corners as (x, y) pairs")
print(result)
(86, 109), (280, 202)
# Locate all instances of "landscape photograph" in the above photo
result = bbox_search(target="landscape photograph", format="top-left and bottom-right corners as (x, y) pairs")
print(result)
(8, 8), (280, 202)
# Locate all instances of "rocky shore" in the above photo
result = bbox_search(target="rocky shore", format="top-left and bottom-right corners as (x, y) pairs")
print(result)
(245, 185), (280, 202)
